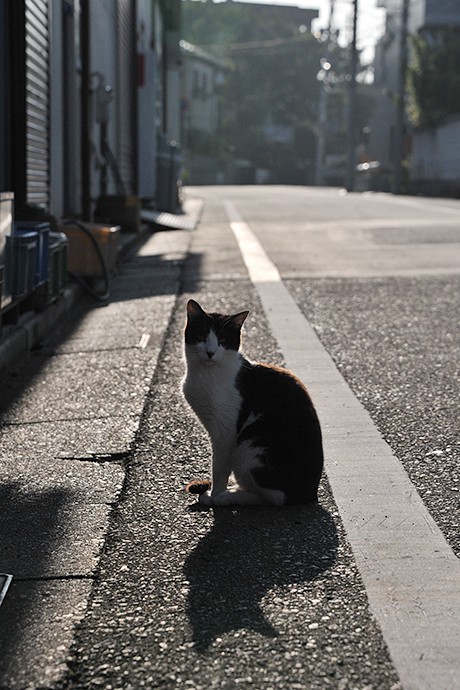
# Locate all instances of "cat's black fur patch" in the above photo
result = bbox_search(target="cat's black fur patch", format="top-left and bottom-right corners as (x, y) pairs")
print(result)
(185, 299), (245, 351)
(236, 362), (323, 504)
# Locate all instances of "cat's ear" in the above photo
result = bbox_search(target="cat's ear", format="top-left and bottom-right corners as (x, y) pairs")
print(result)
(230, 311), (249, 330)
(187, 299), (206, 320)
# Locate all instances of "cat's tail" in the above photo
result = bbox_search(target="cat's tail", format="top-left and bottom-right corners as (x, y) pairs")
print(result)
(185, 479), (211, 495)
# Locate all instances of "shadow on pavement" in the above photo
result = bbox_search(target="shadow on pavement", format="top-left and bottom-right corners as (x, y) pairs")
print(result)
(184, 503), (338, 652)
(0, 482), (72, 678)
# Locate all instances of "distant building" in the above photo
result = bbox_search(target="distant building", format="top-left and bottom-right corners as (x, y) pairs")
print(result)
(180, 41), (226, 184)
(369, 0), (460, 192)
(181, 1), (319, 185)
(0, 0), (182, 221)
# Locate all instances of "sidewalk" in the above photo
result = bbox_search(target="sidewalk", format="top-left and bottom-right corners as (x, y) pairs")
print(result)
(0, 198), (201, 688)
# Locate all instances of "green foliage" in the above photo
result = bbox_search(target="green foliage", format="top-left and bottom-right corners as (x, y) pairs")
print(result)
(407, 29), (460, 129)
(182, 0), (372, 183)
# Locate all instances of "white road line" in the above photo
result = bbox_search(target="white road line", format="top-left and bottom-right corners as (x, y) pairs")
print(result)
(138, 333), (151, 349)
(224, 199), (460, 690)
(370, 193), (460, 216)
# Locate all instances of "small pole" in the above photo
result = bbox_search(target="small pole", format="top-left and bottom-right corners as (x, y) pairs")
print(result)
(345, 0), (358, 192)
(393, 0), (410, 194)
(315, 82), (327, 186)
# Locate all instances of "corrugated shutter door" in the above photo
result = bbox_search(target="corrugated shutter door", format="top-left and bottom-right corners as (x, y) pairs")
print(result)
(117, 0), (136, 195)
(25, 0), (50, 210)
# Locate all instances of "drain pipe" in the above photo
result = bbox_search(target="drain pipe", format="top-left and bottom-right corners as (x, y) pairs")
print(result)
(80, 0), (91, 221)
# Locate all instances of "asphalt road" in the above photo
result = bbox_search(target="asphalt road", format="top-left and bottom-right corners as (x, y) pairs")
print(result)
(1, 186), (459, 690)
(195, 186), (460, 558)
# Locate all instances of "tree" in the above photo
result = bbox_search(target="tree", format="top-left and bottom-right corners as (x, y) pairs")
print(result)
(407, 29), (460, 129)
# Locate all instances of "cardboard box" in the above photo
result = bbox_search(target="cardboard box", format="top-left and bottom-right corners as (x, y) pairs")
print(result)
(94, 195), (141, 233)
(60, 223), (120, 277)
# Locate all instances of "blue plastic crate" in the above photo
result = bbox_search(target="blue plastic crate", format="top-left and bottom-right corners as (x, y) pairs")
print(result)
(5, 231), (38, 298)
(15, 221), (50, 285)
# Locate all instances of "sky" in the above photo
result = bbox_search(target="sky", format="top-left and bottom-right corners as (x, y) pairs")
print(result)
(229, 0), (386, 63)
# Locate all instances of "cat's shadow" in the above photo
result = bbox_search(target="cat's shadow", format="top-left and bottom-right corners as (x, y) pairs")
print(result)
(183, 501), (338, 652)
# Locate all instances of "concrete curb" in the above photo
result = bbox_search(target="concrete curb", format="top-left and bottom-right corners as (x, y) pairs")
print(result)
(0, 285), (81, 377)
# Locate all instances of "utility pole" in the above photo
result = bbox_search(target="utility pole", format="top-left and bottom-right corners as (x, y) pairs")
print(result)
(345, 0), (358, 192)
(315, 76), (328, 186)
(315, 0), (334, 186)
(393, 0), (410, 194)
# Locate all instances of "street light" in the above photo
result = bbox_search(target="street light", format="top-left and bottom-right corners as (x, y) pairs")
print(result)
(315, 58), (332, 186)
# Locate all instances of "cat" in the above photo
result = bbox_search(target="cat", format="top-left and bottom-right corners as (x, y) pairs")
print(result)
(182, 299), (324, 507)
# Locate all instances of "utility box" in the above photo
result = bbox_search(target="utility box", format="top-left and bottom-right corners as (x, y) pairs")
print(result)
(156, 136), (182, 213)
(60, 223), (120, 278)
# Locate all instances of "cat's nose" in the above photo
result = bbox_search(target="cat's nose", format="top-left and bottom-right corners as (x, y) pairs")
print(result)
(206, 351), (214, 359)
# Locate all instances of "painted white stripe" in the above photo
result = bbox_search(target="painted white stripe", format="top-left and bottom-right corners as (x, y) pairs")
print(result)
(225, 199), (460, 690)
(138, 333), (151, 349)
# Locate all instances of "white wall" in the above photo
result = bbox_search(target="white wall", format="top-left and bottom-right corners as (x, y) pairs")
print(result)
(49, 0), (64, 218)
(136, 0), (163, 199)
(89, 1), (119, 202)
(411, 117), (460, 182)
(183, 56), (221, 133)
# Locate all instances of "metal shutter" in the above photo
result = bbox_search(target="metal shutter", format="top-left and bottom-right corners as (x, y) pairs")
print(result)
(117, 0), (136, 195)
(25, 0), (50, 210)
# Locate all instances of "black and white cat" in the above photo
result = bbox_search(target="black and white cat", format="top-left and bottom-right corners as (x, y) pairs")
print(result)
(182, 299), (323, 507)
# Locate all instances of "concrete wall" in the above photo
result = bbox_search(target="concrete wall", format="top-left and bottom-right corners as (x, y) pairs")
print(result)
(89, 2), (119, 203)
(411, 117), (460, 183)
(136, 0), (163, 199)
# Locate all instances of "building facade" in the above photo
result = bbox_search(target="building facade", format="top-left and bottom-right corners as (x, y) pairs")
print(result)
(369, 0), (460, 193)
(180, 40), (225, 185)
(0, 0), (182, 222)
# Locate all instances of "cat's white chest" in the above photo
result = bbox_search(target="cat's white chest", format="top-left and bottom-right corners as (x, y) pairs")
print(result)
(183, 354), (242, 438)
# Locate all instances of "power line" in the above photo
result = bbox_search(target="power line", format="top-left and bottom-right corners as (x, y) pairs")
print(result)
(192, 34), (310, 53)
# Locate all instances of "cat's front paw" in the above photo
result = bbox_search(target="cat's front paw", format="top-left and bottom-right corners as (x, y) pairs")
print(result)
(198, 490), (214, 506)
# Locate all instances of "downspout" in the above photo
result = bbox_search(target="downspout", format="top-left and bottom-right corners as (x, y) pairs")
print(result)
(80, 0), (91, 220)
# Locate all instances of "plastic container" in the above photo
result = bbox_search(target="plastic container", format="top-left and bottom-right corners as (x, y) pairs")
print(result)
(5, 231), (38, 297)
(48, 232), (68, 301)
(15, 221), (50, 286)
(60, 223), (120, 278)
